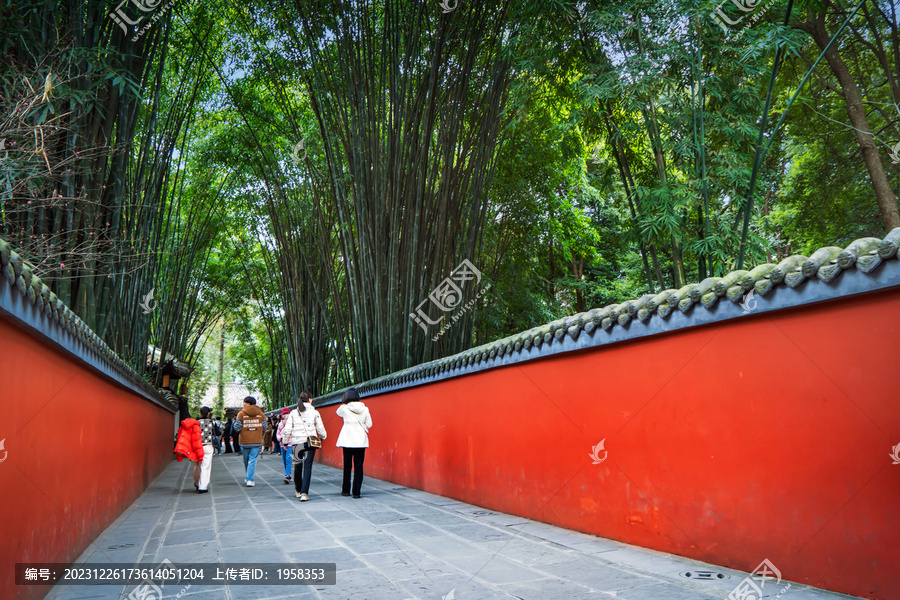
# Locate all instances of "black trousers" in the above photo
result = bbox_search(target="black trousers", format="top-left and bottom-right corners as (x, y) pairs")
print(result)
(223, 434), (233, 453)
(293, 447), (317, 494)
(341, 448), (366, 496)
(232, 433), (241, 453)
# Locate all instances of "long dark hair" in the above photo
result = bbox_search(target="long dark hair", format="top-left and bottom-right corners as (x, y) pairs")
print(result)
(341, 388), (360, 404)
(297, 391), (311, 412)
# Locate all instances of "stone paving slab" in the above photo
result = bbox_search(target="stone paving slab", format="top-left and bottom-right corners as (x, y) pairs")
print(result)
(42, 452), (865, 600)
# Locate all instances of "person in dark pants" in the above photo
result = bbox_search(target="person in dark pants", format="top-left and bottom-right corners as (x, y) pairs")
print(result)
(223, 417), (234, 454)
(282, 392), (327, 502)
(272, 415), (281, 455)
(231, 419), (242, 454)
(335, 388), (372, 498)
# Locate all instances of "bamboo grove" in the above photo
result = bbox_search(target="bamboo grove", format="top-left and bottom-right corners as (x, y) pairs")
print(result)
(2, 0), (898, 406)
(0, 1), (245, 386)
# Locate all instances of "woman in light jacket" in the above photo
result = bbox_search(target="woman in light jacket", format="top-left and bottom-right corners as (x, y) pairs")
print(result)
(281, 392), (327, 502)
(335, 388), (372, 498)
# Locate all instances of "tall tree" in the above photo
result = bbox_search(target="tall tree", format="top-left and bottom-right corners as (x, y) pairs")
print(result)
(795, 2), (900, 231)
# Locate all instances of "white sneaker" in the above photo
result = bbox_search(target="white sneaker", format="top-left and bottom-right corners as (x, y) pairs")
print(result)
(246, 480), (255, 487)
(300, 493), (309, 502)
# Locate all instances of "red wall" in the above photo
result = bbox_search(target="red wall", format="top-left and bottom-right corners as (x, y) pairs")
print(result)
(316, 288), (900, 600)
(0, 318), (175, 600)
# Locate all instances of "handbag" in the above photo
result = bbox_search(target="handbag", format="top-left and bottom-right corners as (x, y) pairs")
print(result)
(301, 415), (323, 448)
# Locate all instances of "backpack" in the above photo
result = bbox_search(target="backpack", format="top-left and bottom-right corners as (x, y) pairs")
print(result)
(213, 421), (222, 437)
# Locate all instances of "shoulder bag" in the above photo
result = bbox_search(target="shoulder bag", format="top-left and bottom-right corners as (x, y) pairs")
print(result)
(302, 414), (323, 448)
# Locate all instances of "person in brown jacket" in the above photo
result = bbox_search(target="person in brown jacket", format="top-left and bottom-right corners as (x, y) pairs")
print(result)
(262, 417), (274, 454)
(232, 396), (267, 487)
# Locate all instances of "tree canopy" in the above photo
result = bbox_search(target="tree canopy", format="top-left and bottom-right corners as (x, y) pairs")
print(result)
(2, 0), (897, 406)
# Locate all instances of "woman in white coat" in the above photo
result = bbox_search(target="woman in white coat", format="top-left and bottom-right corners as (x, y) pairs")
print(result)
(281, 392), (327, 502)
(335, 388), (372, 498)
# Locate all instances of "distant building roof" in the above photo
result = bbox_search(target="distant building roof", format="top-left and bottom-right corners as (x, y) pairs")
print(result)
(146, 345), (192, 378)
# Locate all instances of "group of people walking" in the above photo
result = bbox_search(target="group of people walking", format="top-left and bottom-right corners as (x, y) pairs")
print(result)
(174, 389), (372, 500)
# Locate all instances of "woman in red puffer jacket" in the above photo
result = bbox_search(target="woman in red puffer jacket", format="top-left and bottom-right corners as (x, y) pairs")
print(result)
(174, 418), (204, 462)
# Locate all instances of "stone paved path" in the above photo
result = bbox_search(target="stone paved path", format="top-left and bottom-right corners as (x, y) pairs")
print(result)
(43, 453), (861, 600)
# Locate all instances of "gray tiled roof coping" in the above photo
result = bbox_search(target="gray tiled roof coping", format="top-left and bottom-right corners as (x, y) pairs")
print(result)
(0, 238), (174, 413)
(314, 228), (900, 408)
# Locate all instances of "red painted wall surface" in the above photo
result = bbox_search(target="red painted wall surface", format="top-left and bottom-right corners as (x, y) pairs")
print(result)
(316, 288), (900, 599)
(0, 318), (174, 600)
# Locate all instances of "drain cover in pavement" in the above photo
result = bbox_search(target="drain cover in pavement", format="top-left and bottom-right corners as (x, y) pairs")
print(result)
(680, 571), (729, 580)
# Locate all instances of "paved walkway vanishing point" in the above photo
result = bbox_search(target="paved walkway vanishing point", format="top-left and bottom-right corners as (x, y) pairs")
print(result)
(44, 453), (861, 600)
